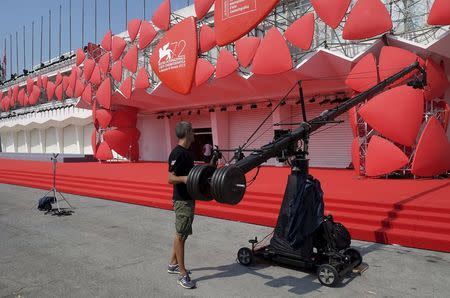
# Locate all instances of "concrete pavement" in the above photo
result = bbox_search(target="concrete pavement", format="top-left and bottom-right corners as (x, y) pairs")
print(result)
(0, 183), (449, 297)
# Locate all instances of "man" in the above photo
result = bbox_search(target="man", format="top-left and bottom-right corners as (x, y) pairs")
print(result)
(202, 143), (213, 163)
(167, 121), (196, 289)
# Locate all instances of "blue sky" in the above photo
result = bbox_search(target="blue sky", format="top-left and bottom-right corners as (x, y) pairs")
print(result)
(0, 0), (193, 78)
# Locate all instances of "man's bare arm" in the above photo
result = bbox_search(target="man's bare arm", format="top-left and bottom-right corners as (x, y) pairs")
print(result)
(168, 172), (188, 185)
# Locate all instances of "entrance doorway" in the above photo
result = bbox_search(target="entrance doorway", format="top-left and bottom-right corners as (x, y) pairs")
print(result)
(191, 128), (213, 162)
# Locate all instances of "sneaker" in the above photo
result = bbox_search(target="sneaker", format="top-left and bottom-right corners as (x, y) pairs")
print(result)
(177, 274), (196, 289)
(167, 264), (191, 275)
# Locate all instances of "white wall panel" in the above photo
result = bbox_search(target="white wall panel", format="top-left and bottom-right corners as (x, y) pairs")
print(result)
(30, 129), (41, 153)
(63, 125), (78, 154)
(45, 127), (58, 153)
(83, 123), (94, 154)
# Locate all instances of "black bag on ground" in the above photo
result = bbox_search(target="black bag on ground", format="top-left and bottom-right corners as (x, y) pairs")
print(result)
(38, 196), (56, 211)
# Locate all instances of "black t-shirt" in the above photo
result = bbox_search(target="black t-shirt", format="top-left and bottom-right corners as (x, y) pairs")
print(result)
(168, 145), (194, 201)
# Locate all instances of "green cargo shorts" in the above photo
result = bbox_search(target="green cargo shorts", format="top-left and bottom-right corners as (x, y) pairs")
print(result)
(173, 200), (195, 240)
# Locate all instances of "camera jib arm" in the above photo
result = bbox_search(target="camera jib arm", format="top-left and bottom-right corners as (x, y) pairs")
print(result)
(187, 61), (425, 205)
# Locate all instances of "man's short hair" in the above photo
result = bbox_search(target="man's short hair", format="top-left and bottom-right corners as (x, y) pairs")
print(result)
(175, 121), (193, 139)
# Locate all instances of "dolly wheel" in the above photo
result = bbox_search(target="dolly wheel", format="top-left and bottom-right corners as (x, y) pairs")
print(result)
(237, 247), (253, 266)
(345, 248), (362, 267)
(317, 264), (340, 287)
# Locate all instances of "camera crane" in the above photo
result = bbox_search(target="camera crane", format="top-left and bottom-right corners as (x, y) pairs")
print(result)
(187, 61), (426, 205)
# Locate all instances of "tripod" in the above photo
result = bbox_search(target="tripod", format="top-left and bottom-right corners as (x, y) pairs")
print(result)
(39, 153), (74, 216)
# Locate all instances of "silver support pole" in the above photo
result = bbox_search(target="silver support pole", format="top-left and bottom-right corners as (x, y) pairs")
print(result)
(95, 0), (97, 43)
(40, 16), (43, 64)
(9, 34), (12, 75)
(59, 5), (62, 57)
(82, 0), (85, 47)
(32, 21), (34, 70)
(23, 26), (25, 71)
(108, 0), (111, 30)
(15, 31), (18, 73)
(69, 0), (72, 53)
(125, 0), (128, 29)
(49, 10), (51, 62)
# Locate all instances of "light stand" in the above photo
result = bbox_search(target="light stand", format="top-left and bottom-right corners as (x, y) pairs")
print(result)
(39, 153), (74, 216)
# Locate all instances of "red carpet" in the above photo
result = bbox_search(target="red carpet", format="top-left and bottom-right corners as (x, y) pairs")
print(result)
(0, 159), (449, 252)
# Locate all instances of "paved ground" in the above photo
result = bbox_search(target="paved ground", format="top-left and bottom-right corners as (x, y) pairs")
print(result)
(0, 184), (449, 298)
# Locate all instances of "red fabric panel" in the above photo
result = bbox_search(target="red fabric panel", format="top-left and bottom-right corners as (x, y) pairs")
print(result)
(345, 53), (379, 92)
(12, 85), (19, 101)
(127, 19), (142, 42)
(424, 58), (449, 101)
(252, 27), (292, 75)
(311, 0), (351, 29)
(99, 53), (111, 74)
(55, 84), (63, 101)
(103, 129), (134, 157)
(101, 30), (112, 51)
(46, 81), (56, 101)
(92, 103), (98, 129)
(90, 65), (102, 86)
(195, 58), (215, 87)
(365, 135), (409, 177)
(65, 85), (74, 98)
(23, 93), (29, 106)
(74, 79), (86, 98)
(215, 49), (239, 79)
(55, 72), (63, 86)
(29, 86), (41, 105)
(342, 0), (392, 40)
(119, 127), (141, 142)
(112, 36), (127, 61)
(352, 138), (361, 176)
(427, 0), (450, 25)
(214, 0), (279, 46)
(81, 84), (92, 105)
(18, 89), (25, 106)
(96, 141), (114, 160)
(62, 76), (70, 91)
(284, 13), (315, 51)
(120, 76), (133, 99)
(135, 67), (151, 89)
(42, 77), (48, 89)
(411, 117), (450, 176)
(97, 77), (112, 109)
(349, 107), (358, 137)
(195, 0), (214, 19)
(68, 66), (78, 93)
(96, 109), (113, 129)
(150, 17), (198, 95)
(378, 46), (424, 83)
(110, 110), (138, 128)
(152, 0), (171, 31)
(235, 36), (261, 68)
(26, 78), (34, 95)
(91, 129), (98, 156)
(436, 101), (449, 132)
(359, 85), (424, 147)
(83, 59), (96, 81)
(122, 45), (138, 73)
(76, 48), (85, 66)
(37, 76), (42, 88)
(139, 21), (157, 49)
(3, 96), (10, 111)
(111, 61), (123, 82)
(199, 25), (216, 53)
